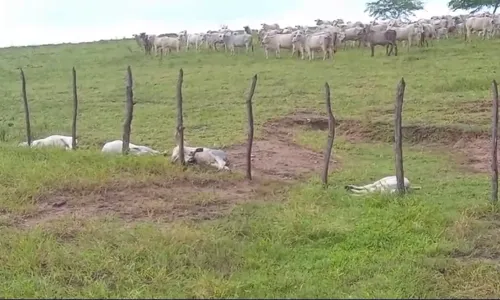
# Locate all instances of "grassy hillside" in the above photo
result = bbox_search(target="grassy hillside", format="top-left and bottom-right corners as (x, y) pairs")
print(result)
(0, 37), (499, 298)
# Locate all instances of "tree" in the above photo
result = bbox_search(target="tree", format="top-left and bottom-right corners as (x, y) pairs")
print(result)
(364, 0), (424, 20)
(448, 0), (500, 14)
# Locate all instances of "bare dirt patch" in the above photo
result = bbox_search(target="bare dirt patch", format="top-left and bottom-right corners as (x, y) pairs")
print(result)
(20, 111), (340, 227)
(263, 110), (494, 173)
(225, 140), (327, 181)
(20, 177), (282, 227)
(223, 110), (338, 181)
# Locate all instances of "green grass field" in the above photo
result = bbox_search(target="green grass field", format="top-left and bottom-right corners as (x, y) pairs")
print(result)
(0, 37), (500, 298)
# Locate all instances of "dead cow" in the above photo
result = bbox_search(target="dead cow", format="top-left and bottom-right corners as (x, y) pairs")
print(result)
(171, 133), (230, 171)
(345, 175), (421, 195)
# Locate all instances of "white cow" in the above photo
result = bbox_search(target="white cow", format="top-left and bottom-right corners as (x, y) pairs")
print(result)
(389, 23), (424, 51)
(171, 144), (230, 171)
(153, 36), (181, 55)
(186, 33), (206, 51)
(204, 32), (224, 50)
(420, 23), (437, 46)
(293, 32), (333, 60)
(101, 140), (161, 156)
(339, 26), (365, 48)
(345, 176), (420, 195)
(436, 27), (449, 40)
(170, 131), (229, 171)
(261, 23), (280, 31)
(465, 16), (495, 41)
(19, 135), (76, 150)
(261, 32), (299, 59)
(219, 31), (253, 55)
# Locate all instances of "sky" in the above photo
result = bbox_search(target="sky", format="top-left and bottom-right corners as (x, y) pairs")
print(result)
(0, 0), (469, 47)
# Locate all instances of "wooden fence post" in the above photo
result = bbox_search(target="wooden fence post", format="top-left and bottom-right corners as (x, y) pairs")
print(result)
(20, 68), (32, 146)
(491, 80), (499, 203)
(322, 82), (336, 186)
(246, 74), (258, 180)
(394, 78), (406, 194)
(176, 68), (185, 165)
(71, 67), (78, 150)
(122, 66), (135, 155)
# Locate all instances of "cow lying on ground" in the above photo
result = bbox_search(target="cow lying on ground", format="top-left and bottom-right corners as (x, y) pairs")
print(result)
(171, 133), (230, 171)
(345, 176), (421, 194)
(19, 135), (76, 150)
(101, 140), (161, 156)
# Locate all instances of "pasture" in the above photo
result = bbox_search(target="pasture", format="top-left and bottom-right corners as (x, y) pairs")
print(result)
(0, 37), (499, 298)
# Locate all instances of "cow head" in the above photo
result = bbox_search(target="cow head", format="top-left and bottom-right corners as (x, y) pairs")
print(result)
(262, 33), (272, 44)
(337, 32), (347, 43)
(414, 23), (425, 35)
(291, 32), (304, 43)
(217, 33), (226, 42)
(171, 146), (204, 164)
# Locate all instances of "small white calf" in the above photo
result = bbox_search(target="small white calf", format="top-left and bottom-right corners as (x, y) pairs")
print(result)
(101, 140), (161, 156)
(19, 135), (76, 150)
(345, 176), (420, 195)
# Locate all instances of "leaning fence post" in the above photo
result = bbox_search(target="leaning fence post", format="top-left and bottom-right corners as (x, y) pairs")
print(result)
(246, 74), (258, 180)
(20, 68), (32, 146)
(71, 67), (78, 150)
(322, 82), (336, 186)
(176, 68), (185, 165)
(122, 66), (135, 155)
(491, 80), (499, 203)
(394, 78), (406, 194)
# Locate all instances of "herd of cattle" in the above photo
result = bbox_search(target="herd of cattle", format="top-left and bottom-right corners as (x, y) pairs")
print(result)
(132, 12), (500, 59)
